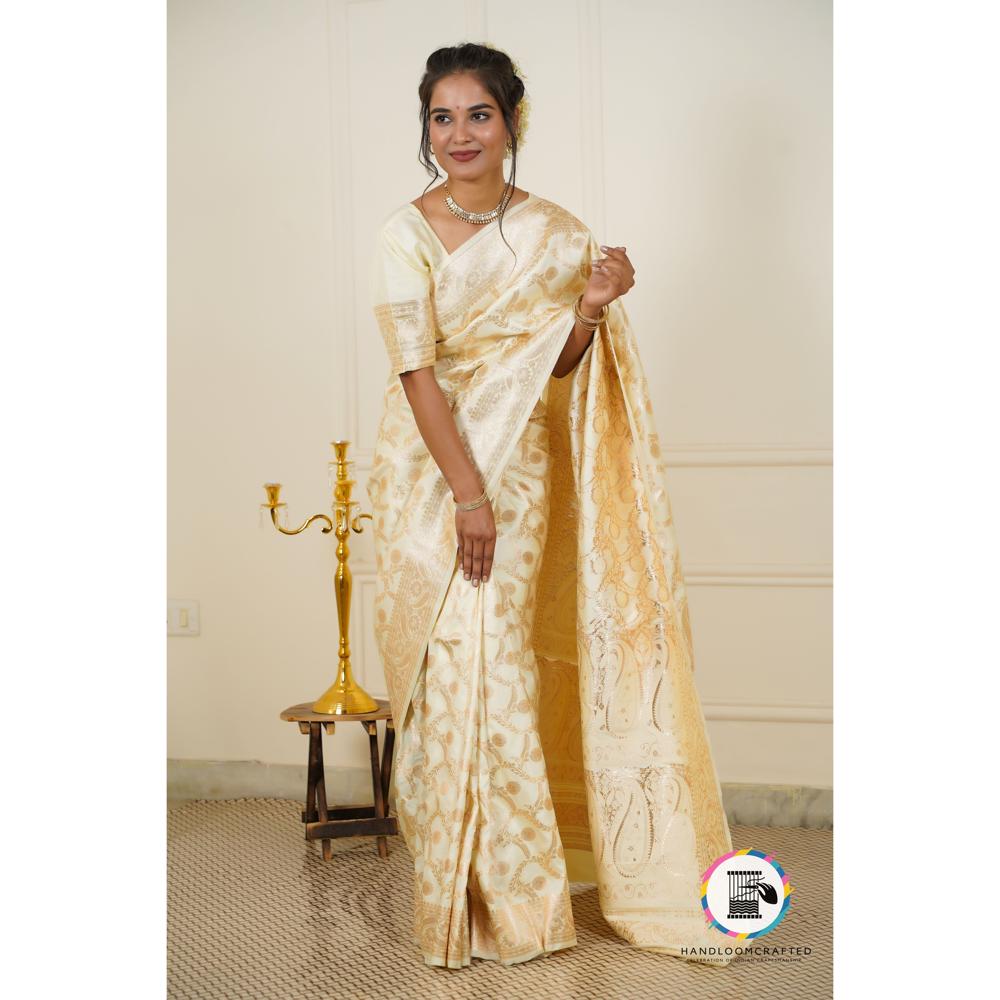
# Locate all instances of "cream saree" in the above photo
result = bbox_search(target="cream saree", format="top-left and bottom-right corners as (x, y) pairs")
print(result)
(366, 192), (733, 969)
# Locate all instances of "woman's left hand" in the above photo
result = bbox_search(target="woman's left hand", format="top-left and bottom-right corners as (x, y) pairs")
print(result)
(582, 245), (636, 311)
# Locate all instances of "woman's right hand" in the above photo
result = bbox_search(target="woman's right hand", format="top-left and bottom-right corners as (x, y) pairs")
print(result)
(583, 245), (635, 311)
(456, 502), (496, 587)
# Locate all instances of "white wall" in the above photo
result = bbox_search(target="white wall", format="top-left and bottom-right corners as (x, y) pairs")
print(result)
(168, 0), (831, 788)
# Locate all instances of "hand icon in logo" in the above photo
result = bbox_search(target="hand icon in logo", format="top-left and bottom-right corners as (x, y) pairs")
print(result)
(746, 879), (779, 905)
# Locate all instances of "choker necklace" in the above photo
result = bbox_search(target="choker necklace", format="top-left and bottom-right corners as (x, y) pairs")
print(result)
(443, 183), (514, 225)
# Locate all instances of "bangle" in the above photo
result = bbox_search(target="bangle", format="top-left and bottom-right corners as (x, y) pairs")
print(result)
(574, 295), (608, 331)
(453, 486), (490, 511)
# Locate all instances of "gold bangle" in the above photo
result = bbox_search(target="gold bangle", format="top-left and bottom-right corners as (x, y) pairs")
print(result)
(574, 295), (607, 330)
(453, 487), (490, 511)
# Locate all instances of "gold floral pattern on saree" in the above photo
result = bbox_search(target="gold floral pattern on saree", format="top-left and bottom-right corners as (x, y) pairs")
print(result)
(368, 196), (734, 968)
(392, 411), (577, 968)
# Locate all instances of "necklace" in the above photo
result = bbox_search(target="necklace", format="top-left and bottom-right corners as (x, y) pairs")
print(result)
(443, 183), (514, 225)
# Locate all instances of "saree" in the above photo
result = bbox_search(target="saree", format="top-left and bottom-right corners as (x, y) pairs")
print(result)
(366, 192), (733, 969)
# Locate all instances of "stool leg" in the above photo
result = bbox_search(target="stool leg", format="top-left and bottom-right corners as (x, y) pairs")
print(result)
(380, 720), (395, 809)
(311, 722), (332, 861)
(305, 723), (320, 825)
(366, 721), (388, 858)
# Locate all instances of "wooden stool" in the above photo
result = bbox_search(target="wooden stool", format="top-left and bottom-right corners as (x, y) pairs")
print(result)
(279, 699), (397, 860)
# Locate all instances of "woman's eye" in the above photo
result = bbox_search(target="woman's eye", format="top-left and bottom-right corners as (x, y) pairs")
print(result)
(433, 113), (490, 124)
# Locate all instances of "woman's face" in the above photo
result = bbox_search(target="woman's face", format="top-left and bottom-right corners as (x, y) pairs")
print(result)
(427, 72), (514, 180)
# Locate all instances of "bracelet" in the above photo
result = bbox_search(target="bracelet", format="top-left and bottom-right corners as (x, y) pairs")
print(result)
(453, 487), (491, 511)
(574, 295), (608, 331)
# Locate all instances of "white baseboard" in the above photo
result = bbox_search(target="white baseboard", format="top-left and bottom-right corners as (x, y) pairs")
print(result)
(168, 759), (832, 829)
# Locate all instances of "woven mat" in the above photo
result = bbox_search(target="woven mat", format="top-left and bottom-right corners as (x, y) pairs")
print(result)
(168, 798), (832, 999)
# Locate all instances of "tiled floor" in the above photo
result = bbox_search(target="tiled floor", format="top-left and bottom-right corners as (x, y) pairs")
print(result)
(168, 798), (832, 999)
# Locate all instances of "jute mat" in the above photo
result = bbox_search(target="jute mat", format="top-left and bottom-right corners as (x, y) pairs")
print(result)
(167, 798), (832, 999)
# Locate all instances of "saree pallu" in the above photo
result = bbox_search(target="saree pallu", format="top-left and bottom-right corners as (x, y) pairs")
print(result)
(367, 193), (733, 969)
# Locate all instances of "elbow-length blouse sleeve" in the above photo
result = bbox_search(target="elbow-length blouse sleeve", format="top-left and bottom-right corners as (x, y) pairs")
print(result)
(370, 221), (438, 376)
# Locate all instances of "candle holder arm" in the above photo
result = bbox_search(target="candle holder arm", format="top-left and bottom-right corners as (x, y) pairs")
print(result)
(351, 511), (373, 534)
(261, 483), (334, 535)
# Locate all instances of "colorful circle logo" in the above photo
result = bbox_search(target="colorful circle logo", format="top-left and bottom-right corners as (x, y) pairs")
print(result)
(701, 848), (794, 939)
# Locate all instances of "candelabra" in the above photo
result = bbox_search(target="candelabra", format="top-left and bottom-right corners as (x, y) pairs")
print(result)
(260, 440), (376, 715)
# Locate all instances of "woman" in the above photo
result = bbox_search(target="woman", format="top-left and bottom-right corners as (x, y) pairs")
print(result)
(367, 43), (733, 970)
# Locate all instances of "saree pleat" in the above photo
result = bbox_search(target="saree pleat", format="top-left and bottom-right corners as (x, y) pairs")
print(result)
(393, 391), (577, 967)
(368, 193), (734, 969)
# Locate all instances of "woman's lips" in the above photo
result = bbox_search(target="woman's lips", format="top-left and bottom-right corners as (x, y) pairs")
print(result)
(450, 151), (481, 161)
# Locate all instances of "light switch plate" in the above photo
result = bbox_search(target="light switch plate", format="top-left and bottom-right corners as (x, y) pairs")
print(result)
(167, 598), (201, 636)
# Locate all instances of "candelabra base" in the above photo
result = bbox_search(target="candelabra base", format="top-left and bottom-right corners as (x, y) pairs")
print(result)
(312, 679), (378, 716)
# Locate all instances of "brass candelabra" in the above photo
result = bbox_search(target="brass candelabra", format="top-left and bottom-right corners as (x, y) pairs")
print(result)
(260, 440), (376, 715)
